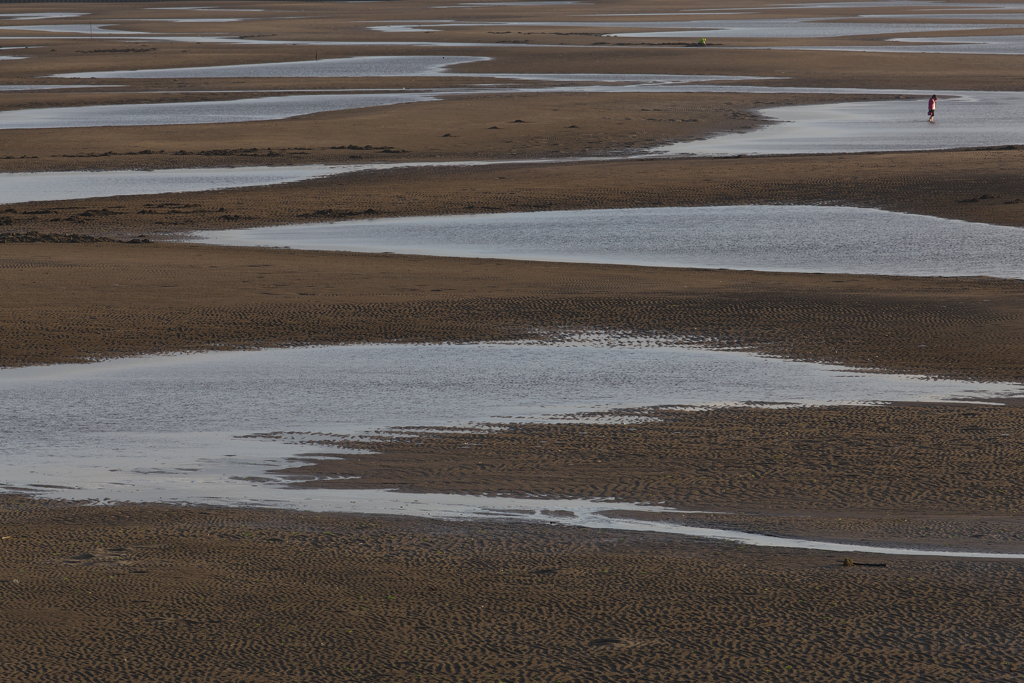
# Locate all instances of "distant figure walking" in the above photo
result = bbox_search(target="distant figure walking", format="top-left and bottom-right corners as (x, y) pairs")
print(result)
(928, 94), (937, 122)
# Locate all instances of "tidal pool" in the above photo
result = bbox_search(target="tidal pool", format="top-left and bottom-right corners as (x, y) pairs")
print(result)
(0, 12), (86, 20)
(3, 338), (1023, 556)
(0, 84), (108, 91)
(884, 35), (1024, 53)
(52, 56), (767, 86)
(4, 75), (1022, 158)
(53, 54), (491, 79)
(0, 159), (566, 203)
(197, 205), (1024, 279)
(605, 18), (1022, 39)
(0, 92), (436, 130)
(0, 23), (143, 36)
(796, 35), (1024, 55)
(657, 91), (1024, 156)
(361, 17), (1024, 36)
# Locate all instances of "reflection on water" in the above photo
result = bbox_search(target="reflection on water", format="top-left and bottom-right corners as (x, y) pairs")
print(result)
(362, 18), (1024, 36)
(2, 23), (142, 36)
(606, 18), (1022, 39)
(658, 92), (1024, 156)
(54, 55), (490, 79)
(773, 35), (1024, 55)
(199, 205), (1024, 279)
(0, 159), (567, 203)
(0, 84), (110, 91)
(155, 18), (242, 23)
(0, 12), (86, 20)
(52, 56), (769, 85)
(0, 92), (436, 130)
(2, 338), (1021, 507)
(3, 338), (1024, 556)
(0, 165), (347, 203)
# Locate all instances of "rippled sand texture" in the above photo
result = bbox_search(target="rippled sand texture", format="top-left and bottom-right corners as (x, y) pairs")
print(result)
(6, 502), (1024, 682)
(4, 0), (1024, 680)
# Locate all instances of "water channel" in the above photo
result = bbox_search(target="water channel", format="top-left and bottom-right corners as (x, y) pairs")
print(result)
(3, 338), (1023, 556)
(196, 205), (1024, 279)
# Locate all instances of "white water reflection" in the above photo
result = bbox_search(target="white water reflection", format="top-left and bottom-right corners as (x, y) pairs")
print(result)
(3, 339), (1024, 557)
(606, 18), (1023, 39)
(659, 91), (1024, 156)
(4, 23), (142, 36)
(774, 35), (1024, 55)
(198, 205), (1024, 279)
(0, 92), (436, 130)
(362, 18), (1024, 35)
(0, 166), (346, 203)
(54, 55), (490, 79)
(0, 84), (109, 91)
(0, 13), (86, 20)
(0, 159), (565, 203)
(371, 25), (441, 33)
(145, 7), (265, 10)
(52, 56), (766, 86)
(2, 339), (1022, 500)
(155, 17), (242, 23)
(891, 34), (1024, 49)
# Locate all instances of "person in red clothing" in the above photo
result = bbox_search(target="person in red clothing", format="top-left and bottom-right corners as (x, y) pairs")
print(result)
(928, 94), (937, 122)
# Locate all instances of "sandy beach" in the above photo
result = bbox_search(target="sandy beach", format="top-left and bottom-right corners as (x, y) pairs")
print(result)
(3, 0), (1024, 680)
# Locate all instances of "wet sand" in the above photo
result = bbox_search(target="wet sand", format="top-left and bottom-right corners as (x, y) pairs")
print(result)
(5, 496), (1024, 682)
(5, 243), (1024, 381)
(4, 0), (1024, 680)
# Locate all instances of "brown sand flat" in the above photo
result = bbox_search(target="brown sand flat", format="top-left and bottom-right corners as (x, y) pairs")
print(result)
(277, 403), (1024, 517)
(2, 497), (1024, 683)
(4, 242), (1024, 381)
(5, 1), (1024, 679)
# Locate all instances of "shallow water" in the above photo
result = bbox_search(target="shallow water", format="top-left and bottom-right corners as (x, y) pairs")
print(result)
(54, 55), (490, 80)
(0, 159), (567, 203)
(153, 17), (242, 23)
(605, 18), (1022, 39)
(52, 56), (766, 85)
(0, 92), (435, 130)
(0, 166), (346, 203)
(773, 2), (1024, 8)
(2, 339), (1020, 494)
(771, 35), (1024, 55)
(2, 23), (142, 36)
(0, 84), (108, 91)
(365, 17), (1023, 35)
(370, 25), (441, 33)
(145, 6), (265, 10)
(658, 91), (1024, 156)
(0, 13), (86, 20)
(198, 205), (1024, 279)
(3, 339), (1023, 556)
